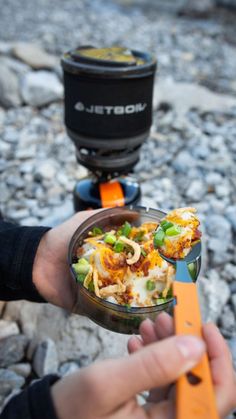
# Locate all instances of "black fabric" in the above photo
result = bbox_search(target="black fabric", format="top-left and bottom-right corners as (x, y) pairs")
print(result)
(0, 221), (50, 302)
(0, 375), (59, 419)
(0, 220), (60, 418)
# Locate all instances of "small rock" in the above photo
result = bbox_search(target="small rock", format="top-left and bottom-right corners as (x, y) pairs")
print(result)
(13, 43), (58, 70)
(1, 56), (30, 77)
(59, 362), (79, 377)
(208, 237), (231, 265)
(215, 182), (231, 198)
(153, 78), (236, 117)
(0, 321), (19, 340)
(0, 59), (21, 108)
(222, 263), (236, 283)
(21, 71), (63, 107)
(230, 282), (236, 294)
(205, 172), (223, 186)
(0, 41), (13, 55)
(20, 217), (40, 226)
(0, 335), (28, 368)
(0, 369), (25, 397)
(0, 185), (12, 204)
(33, 338), (59, 378)
(40, 200), (74, 227)
(228, 337), (236, 370)
(185, 179), (207, 201)
(198, 274), (230, 322)
(219, 305), (235, 336)
(173, 150), (196, 173)
(15, 146), (37, 160)
(230, 294), (236, 316)
(205, 214), (232, 239)
(225, 205), (236, 232)
(6, 208), (30, 220)
(34, 160), (57, 180)
(8, 363), (31, 378)
(56, 315), (102, 364)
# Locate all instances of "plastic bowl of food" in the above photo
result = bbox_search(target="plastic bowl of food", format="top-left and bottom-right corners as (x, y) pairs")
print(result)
(68, 206), (201, 334)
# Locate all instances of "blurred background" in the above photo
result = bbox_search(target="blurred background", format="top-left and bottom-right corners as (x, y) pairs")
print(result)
(0, 0), (236, 415)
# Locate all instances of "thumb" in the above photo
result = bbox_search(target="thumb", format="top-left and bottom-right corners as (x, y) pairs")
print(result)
(84, 335), (206, 414)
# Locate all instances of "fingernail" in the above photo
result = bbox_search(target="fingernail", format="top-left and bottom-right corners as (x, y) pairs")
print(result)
(176, 336), (205, 360)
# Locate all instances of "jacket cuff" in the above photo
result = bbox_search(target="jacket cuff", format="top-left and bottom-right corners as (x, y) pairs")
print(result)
(0, 222), (50, 302)
(0, 375), (59, 419)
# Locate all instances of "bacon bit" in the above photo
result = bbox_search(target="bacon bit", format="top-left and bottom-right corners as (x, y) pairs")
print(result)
(193, 229), (202, 240)
(129, 255), (144, 272)
(142, 260), (151, 276)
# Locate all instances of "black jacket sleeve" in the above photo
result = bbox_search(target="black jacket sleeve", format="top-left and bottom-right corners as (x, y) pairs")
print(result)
(0, 220), (59, 419)
(0, 220), (50, 302)
(1, 375), (59, 419)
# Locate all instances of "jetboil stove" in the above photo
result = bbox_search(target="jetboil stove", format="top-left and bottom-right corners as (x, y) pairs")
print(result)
(61, 46), (157, 210)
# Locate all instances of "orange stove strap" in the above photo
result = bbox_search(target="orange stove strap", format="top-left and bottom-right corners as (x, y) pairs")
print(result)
(99, 181), (125, 208)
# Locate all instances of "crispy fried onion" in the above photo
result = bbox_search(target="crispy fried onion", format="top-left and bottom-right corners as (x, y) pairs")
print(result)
(93, 268), (100, 298)
(162, 265), (175, 298)
(83, 269), (93, 289)
(119, 236), (141, 265)
(100, 281), (126, 298)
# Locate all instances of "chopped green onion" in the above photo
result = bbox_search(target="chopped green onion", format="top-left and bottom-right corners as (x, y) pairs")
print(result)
(160, 220), (174, 232)
(134, 230), (145, 242)
(164, 288), (173, 299)
(146, 280), (155, 291)
(104, 233), (116, 245)
(72, 258), (90, 275)
(116, 228), (123, 237)
(141, 248), (147, 257)
(121, 221), (132, 237)
(76, 273), (87, 283)
(92, 226), (103, 236)
(153, 228), (165, 247)
(78, 258), (89, 266)
(88, 281), (95, 292)
(155, 298), (168, 305)
(165, 225), (182, 236)
(114, 241), (124, 253)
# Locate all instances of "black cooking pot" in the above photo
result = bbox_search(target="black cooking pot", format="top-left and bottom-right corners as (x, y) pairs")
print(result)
(61, 46), (157, 171)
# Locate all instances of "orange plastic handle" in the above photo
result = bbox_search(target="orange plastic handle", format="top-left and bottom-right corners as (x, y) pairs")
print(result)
(99, 181), (125, 208)
(173, 281), (219, 419)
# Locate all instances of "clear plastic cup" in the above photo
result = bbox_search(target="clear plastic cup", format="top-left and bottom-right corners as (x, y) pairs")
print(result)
(68, 206), (201, 334)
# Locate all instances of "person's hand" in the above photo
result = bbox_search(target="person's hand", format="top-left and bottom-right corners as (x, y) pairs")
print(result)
(32, 209), (102, 311)
(128, 312), (236, 418)
(51, 333), (205, 419)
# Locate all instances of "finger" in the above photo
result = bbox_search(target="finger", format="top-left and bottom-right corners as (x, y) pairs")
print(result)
(128, 335), (143, 354)
(136, 313), (174, 349)
(203, 323), (233, 385)
(83, 334), (205, 414)
(154, 312), (174, 340)
(139, 318), (158, 345)
(129, 314), (175, 404)
(203, 323), (236, 417)
(129, 313), (175, 355)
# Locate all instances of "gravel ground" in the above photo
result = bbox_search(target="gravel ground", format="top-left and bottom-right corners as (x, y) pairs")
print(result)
(0, 0), (236, 416)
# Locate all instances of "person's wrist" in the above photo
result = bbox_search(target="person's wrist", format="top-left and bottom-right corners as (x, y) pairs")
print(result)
(32, 230), (53, 299)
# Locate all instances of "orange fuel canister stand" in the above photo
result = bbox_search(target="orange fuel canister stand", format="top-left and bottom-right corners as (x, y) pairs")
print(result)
(99, 180), (125, 208)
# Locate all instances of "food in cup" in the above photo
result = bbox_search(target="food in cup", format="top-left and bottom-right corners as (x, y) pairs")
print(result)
(153, 207), (201, 259)
(72, 207), (201, 308)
